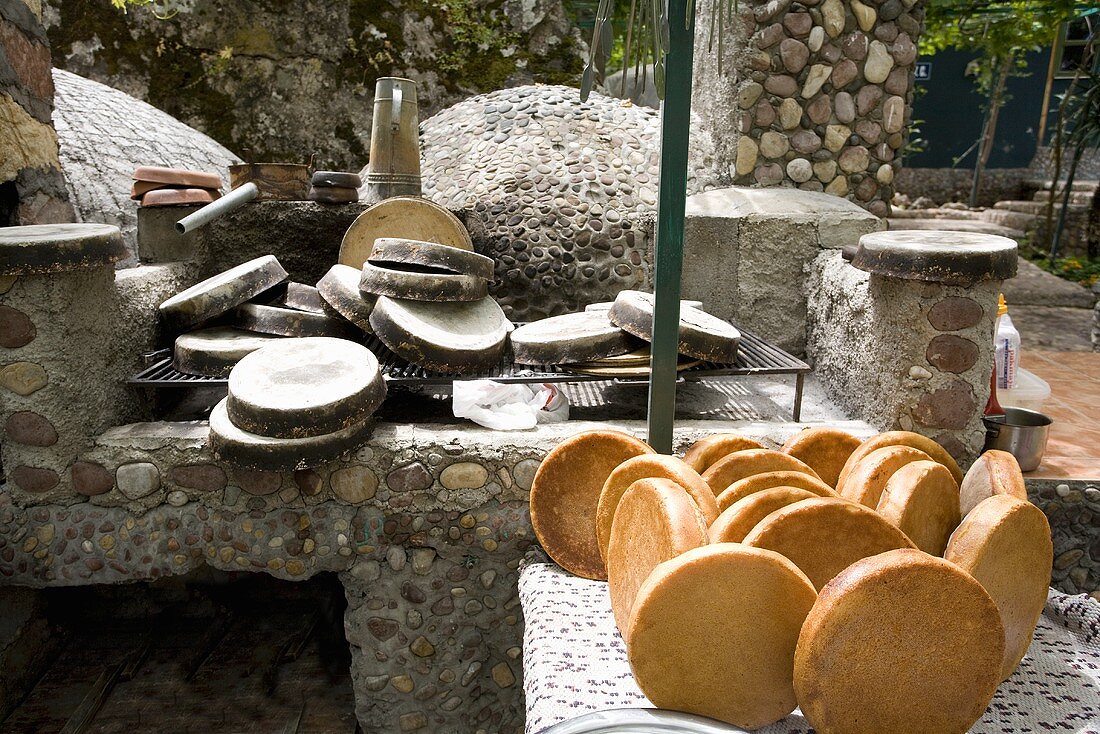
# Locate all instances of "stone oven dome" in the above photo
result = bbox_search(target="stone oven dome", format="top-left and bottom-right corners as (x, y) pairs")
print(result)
(51, 69), (240, 263)
(417, 84), (718, 321)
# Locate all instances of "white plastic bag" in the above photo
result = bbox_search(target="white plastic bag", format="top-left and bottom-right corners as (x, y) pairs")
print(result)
(452, 380), (569, 430)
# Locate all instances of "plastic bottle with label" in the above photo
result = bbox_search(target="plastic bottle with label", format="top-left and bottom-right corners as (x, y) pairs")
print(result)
(994, 294), (1020, 390)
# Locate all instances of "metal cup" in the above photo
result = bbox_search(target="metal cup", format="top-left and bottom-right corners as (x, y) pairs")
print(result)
(364, 77), (422, 203)
(982, 407), (1053, 472)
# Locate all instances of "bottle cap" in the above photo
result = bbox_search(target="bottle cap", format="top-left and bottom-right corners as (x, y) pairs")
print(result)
(998, 293), (1008, 316)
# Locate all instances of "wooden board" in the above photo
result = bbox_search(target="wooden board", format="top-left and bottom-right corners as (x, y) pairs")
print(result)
(339, 197), (473, 269)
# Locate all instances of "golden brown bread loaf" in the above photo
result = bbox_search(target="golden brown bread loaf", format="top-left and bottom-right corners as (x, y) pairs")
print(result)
(681, 433), (765, 473)
(607, 478), (709, 632)
(716, 470), (837, 512)
(626, 543), (817, 729)
(959, 449), (1028, 517)
(743, 496), (916, 590)
(781, 427), (863, 488)
(596, 454), (718, 563)
(794, 549), (1004, 734)
(701, 449), (821, 496)
(836, 430), (964, 488)
(838, 445), (931, 508)
(876, 460), (961, 556)
(709, 487), (819, 543)
(945, 494), (1053, 681)
(530, 429), (653, 580)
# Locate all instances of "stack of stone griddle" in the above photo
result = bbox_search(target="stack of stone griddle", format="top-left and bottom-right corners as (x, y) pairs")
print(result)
(132, 166), (223, 208)
(308, 170), (362, 204)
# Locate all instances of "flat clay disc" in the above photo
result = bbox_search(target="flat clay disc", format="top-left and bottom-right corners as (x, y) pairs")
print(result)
(172, 327), (283, 377)
(744, 497), (916, 590)
(226, 337), (386, 439)
(627, 544), (817, 729)
(837, 430), (963, 488)
(141, 188), (218, 207)
(160, 255), (289, 331)
(368, 296), (511, 374)
(312, 170), (362, 188)
(710, 487), (819, 543)
(838, 445), (931, 508)
(852, 229), (1017, 286)
(586, 299), (702, 312)
(567, 358), (701, 377)
(0, 223), (126, 276)
(681, 434), (765, 473)
(264, 282), (330, 315)
(960, 449), (1028, 517)
(608, 290), (740, 362)
(596, 454), (718, 563)
(309, 186), (359, 204)
(794, 549), (1004, 734)
(607, 478), (709, 632)
(339, 196), (473, 269)
(529, 429), (654, 580)
(944, 495), (1053, 681)
(133, 165), (221, 189)
(511, 311), (638, 365)
(370, 238), (495, 280)
(716, 471), (837, 513)
(359, 261), (488, 302)
(317, 264), (376, 332)
(701, 448), (821, 495)
(209, 398), (373, 472)
(876, 460), (961, 556)
(235, 302), (356, 339)
(572, 346), (652, 367)
(781, 427), (862, 488)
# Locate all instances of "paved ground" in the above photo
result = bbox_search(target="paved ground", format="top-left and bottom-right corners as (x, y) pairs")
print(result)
(1020, 351), (1100, 480)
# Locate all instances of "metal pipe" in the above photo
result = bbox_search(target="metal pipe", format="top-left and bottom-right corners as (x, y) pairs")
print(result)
(175, 181), (259, 234)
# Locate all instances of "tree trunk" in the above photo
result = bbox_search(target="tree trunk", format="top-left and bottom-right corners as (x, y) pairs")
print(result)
(969, 57), (1011, 208)
(1044, 67), (1084, 257)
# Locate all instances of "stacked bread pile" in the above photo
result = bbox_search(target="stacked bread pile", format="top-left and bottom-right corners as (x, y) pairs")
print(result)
(509, 289), (741, 375)
(308, 170), (362, 204)
(132, 166), (223, 207)
(209, 337), (385, 470)
(530, 428), (1052, 732)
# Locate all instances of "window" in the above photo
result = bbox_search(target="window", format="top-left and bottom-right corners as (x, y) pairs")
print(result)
(1055, 13), (1098, 79)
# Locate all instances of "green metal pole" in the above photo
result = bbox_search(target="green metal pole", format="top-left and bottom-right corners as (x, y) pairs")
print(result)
(646, 0), (695, 454)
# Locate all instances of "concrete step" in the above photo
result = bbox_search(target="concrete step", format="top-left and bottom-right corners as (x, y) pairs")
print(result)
(1025, 178), (1100, 193)
(1032, 190), (1096, 205)
(980, 209), (1039, 232)
(889, 207), (987, 221)
(886, 218), (1025, 241)
(993, 200), (1089, 215)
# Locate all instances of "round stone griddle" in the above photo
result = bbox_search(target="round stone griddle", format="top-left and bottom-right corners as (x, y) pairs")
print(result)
(159, 255), (288, 331)
(262, 282), (330, 315)
(339, 197), (473, 269)
(359, 261), (488, 302)
(851, 230), (1017, 285)
(585, 299), (702, 312)
(235, 302), (357, 339)
(510, 311), (638, 365)
(317, 264), (375, 332)
(312, 170), (362, 188)
(368, 296), (511, 374)
(0, 223), (126, 276)
(370, 238), (495, 280)
(227, 337), (386, 439)
(172, 327), (284, 377)
(608, 290), (741, 362)
(209, 397), (374, 471)
(309, 187), (359, 204)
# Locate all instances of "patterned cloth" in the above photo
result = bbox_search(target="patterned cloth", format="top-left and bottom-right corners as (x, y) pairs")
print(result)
(519, 562), (1100, 734)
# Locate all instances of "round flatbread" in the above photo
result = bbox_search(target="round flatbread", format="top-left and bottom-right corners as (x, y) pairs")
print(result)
(530, 430), (654, 580)
(171, 327), (283, 377)
(626, 544), (817, 729)
(209, 397), (374, 471)
(716, 471), (837, 513)
(794, 549), (1004, 734)
(837, 430), (963, 488)
(607, 478), (709, 632)
(743, 497), (916, 590)
(317, 264), (376, 332)
(235, 302), (357, 339)
(339, 197), (473, 269)
(945, 495), (1052, 681)
(368, 296), (511, 374)
(701, 449), (821, 496)
(359, 261), (488, 302)
(681, 434), (765, 473)
(781, 427), (862, 488)
(710, 487), (819, 543)
(609, 290), (740, 362)
(838, 445), (932, 508)
(159, 255), (288, 331)
(511, 311), (638, 365)
(959, 450), (1028, 517)
(596, 454), (718, 563)
(876, 460), (961, 556)
(369, 238), (495, 280)
(226, 337), (386, 439)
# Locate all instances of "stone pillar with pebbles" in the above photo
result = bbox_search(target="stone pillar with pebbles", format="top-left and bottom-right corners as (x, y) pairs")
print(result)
(701, 0), (924, 216)
(806, 230), (1017, 462)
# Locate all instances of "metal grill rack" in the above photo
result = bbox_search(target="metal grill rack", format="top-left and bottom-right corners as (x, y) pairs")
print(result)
(130, 328), (811, 420)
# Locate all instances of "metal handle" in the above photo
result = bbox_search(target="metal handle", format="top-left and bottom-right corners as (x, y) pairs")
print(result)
(536, 708), (750, 733)
(391, 84), (403, 133)
(175, 181), (259, 234)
